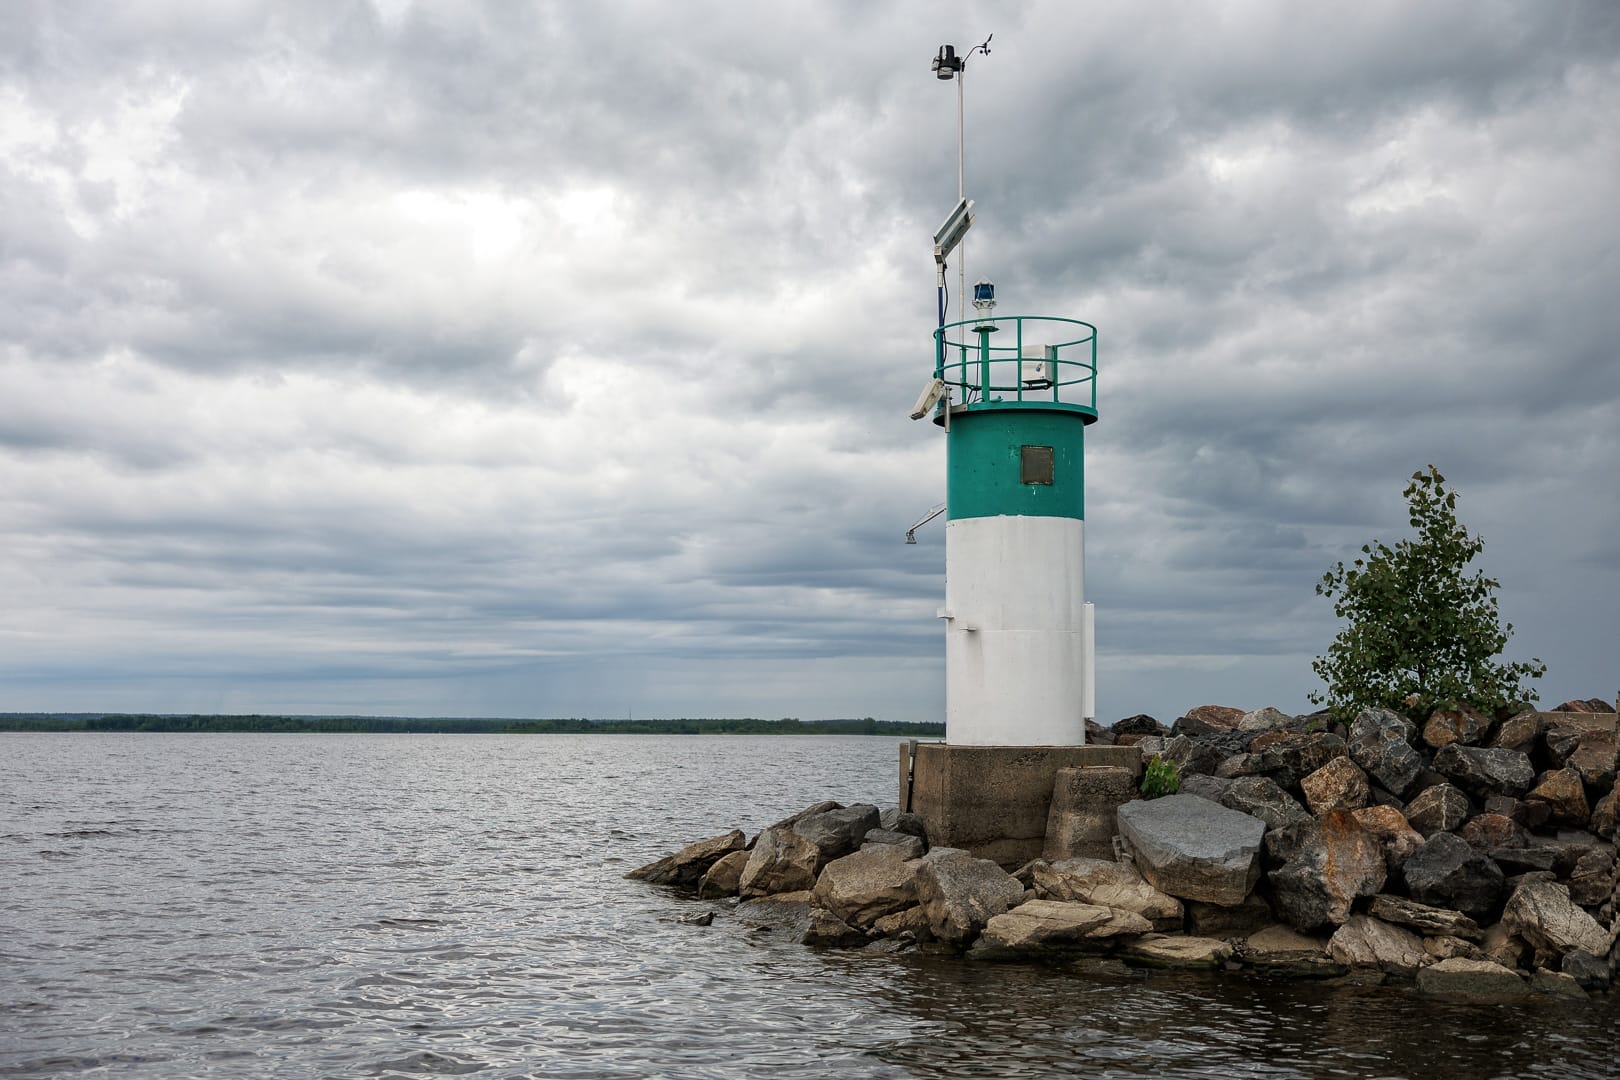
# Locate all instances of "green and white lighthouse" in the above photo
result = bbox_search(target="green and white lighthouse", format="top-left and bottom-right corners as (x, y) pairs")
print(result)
(913, 39), (1098, 747)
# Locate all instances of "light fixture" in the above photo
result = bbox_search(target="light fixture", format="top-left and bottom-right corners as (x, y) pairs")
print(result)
(972, 278), (998, 333)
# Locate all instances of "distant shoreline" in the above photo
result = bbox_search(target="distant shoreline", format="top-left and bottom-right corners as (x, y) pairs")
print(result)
(0, 714), (945, 737)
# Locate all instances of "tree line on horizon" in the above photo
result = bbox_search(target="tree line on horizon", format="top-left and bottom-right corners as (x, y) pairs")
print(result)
(0, 713), (945, 736)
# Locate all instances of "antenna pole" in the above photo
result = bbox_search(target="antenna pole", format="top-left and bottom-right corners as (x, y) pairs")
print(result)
(956, 71), (966, 328)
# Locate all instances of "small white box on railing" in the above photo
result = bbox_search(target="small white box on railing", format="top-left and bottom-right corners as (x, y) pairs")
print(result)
(1020, 344), (1057, 388)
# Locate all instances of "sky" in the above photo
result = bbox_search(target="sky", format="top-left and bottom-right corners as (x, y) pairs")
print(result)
(1, 1), (1616, 726)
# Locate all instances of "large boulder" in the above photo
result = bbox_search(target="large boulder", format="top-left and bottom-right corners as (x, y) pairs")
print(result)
(811, 844), (919, 928)
(1351, 805), (1425, 872)
(767, 801), (842, 830)
(1327, 915), (1429, 978)
(1400, 832), (1505, 921)
(1253, 732), (1349, 789)
(1267, 810), (1387, 930)
(698, 849), (751, 898)
(1589, 787), (1618, 839)
(1220, 776), (1312, 832)
(1300, 756), (1372, 816)
(1173, 705), (1244, 737)
(1113, 714), (1168, 737)
(1457, 813), (1526, 851)
(1031, 857), (1184, 930)
(1568, 849), (1616, 907)
(1568, 730), (1619, 791)
(626, 830), (746, 888)
(1347, 708), (1423, 797)
(1123, 934), (1235, 969)
(1416, 957), (1527, 1001)
(1501, 879), (1611, 959)
(971, 899), (1151, 958)
(1422, 706), (1492, 750)
(801, 908), (866, 948)
(1116, 794), (1265, 905)
(1432, 744), (1535, 800)
(1238, 706), (1294, 732)
(792, 804), (880, 864)
(879, 808), (928, 839)
(1404, 783), (1471, 836)
(1368, 894), (1484, 940)
(738, 827), (822, 898)
(1490, 710), (1545, 754)
(1528, 767), (1592, 827)
(913, 848), (1025, 944)
(1240, 926), (1346, 978)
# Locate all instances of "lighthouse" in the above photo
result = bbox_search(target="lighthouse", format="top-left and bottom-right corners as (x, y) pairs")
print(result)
(902, 39), (1130, 867)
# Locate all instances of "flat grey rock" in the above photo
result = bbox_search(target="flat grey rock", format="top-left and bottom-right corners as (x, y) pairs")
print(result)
(1117, 794), (1264, 905)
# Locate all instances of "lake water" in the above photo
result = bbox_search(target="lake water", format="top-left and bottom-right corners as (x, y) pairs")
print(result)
(3, 732), (1618, 1079)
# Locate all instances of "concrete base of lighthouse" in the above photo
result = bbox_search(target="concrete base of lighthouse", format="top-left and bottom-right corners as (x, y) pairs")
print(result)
(900, 741), (1141, 868)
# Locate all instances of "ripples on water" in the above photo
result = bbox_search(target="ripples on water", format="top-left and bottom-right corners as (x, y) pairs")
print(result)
(2, 733), (1616, 1078)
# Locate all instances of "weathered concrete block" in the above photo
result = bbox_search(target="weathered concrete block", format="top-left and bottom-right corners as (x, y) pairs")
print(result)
(1043, 765), (1138, 860)
(905, 743), (1141, 868)
(1117, 794), (1265, 905)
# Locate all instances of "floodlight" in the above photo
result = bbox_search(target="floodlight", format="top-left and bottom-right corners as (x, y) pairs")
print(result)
(910, 377), (946, 420)
(933, 198), (975, 263)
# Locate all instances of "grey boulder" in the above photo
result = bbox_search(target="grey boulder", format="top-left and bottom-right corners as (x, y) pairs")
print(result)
(1117, 794), (1264, 905)
(913, 848), (1025, 944)
(1347, 708), (1423, 797)
(792, 804), (881, 863)
(625, 829), (746, 888)
(1432, 744), (1535, 800)
(1400, 832), (1504, 921)
(811, 844), (919, 928)
(1268, 810), (1387, 930)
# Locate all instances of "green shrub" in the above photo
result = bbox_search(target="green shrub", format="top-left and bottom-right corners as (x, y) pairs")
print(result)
(1141, 755), (1181, 799)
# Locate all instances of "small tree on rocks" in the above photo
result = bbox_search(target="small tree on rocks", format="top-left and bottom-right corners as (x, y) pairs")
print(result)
(1310, 466), (1545, 720)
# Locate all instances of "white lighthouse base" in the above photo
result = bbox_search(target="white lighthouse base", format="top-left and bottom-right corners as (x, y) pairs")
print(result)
(943, 515), (1088, 746)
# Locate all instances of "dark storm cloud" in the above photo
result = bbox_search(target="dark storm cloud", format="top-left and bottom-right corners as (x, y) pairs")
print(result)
(0, 1), (1614, 723)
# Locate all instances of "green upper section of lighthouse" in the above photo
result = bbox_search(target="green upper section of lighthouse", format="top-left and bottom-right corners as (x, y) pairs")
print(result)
(930, 314), (1099, 522)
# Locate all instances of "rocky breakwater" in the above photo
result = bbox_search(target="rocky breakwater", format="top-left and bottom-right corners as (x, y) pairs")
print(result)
(628, 699), (1620, 1001)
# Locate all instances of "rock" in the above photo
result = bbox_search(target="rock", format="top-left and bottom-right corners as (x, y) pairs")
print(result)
(792, 804), (880, 863)
(1268, 811), (1387, 930)
(1122, 934), (1235, 969)
(971, 899), (1151, 958)
(1546, 829), (1613, 877)
(675, 910), (714, 926)
(697, 849), (751, 898)
(1557, 698), (1615, 712)
(1484, 795), (1551, 830)
(1237, 706), (1293, 732)
(1347, 708), (1423, 797)
(879, 809), (928, 839)
(1327, 915), (1428, 977)
(1351, 806), (1425, 872)
(1527, 767), (1590, 827)
(1116, 795), (1265, 905)
(1241, 926), (1346, 978)
(1300, 756), (1372, 816)
(812, 845), (919, 928)
(1404, 783), (1471, 836)
(1568, 730), (1619, 791)
(1178, 774), (1234, 803)
(1457, 813), (1526, 851)
(1215, 753), (1262, 779)
(1561, 950), (1612, 992)
(1490, 710), (1545, 754)
(1432, 744), (1535, 800)
(1569, 849), (1616, 908)
(1424, 935), (1484, 961)
(738, 827), (822, 898)
(872, 905), (932, 940)
(1422, 705), (1492, 750)
(861, 829), (926, 859)
(735, 890), (815, 938)
(1220, 776), (1312, 832)
(1187, 893), (1276, 936)
(1368, 894), (1485, 940)
(1416, 957), (1527, 1001)
(1084, 718), (1116, 745)
(1044, 765), (1137, 860)
(1480, 923), (1528, 969)
(1590, 787), (1618, 839)
(1502, 879), (1611, 958)
(1531, 968), (1590, 997)
(1492, 845), (1559, 873)
(768, 801), (842, 830)
(1031, 857), (1184, 931)
(626, 829), (747, 888)
(1401, 832), (1504, 921)
(1254, 732), (1348, 789)
(913, 849), (1025, 945)
(1113, 714), (1167, 737)
(1173, 705), (1244, 737)
(802, 907), (866, 948)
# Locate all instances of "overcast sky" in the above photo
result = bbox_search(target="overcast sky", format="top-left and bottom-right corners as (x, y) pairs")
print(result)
(2, 1), (1616, 726)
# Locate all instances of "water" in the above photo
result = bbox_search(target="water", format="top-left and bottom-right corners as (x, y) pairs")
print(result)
(2, 733), (1617, 1078)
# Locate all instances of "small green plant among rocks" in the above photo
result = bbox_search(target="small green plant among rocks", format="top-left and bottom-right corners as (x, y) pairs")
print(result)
(1140, 755), (1180, 799)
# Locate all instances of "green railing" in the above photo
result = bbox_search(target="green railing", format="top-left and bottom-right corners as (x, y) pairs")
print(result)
(932, 315), (1097, 416)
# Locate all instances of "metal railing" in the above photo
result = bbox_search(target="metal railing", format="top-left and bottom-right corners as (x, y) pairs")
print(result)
(932, 315), (1097, 414)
